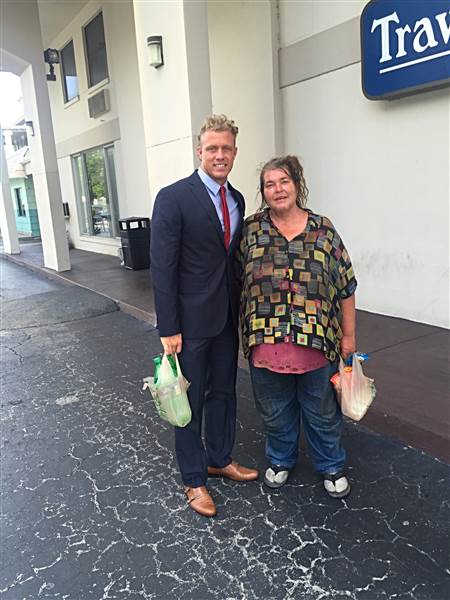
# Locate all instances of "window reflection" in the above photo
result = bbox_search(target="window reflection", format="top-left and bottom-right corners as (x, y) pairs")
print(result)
(72, 145), (119, 238)
(84, 12), (109, 87)
(60, 40), (78, 102)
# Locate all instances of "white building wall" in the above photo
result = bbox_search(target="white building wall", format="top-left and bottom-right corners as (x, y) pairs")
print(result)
(279, 0), (367, 46)
(133, 0), (212, 204)
(106, 1), (150, 220)
(207, 0), (281, 215)
(47, 1), (118, 143)
(47, 0), (150, 255)
(57, 155), (78, 247)
(1, 0), (70, 270)
(279, 2), (450, 328)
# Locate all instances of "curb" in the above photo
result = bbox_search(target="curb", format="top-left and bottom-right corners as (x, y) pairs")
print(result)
(0, 250), (157, 327)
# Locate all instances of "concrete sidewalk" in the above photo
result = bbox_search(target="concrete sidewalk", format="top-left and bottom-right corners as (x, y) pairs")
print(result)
(1, 242), (449, 463)
(1, 260), (449, 600)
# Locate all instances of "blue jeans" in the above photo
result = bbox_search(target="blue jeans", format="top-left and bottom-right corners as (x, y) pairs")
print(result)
(249, 361), (345, 474)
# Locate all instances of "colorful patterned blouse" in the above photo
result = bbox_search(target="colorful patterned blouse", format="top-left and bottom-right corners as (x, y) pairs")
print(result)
(239, 209), (357, 362)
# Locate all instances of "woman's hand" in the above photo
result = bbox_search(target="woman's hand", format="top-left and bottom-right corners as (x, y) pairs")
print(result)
(340, 334), (356, 360)
(340, 295), (356, 359)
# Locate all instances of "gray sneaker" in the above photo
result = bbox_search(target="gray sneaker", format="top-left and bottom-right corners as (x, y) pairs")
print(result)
(263, 465), (290, 489)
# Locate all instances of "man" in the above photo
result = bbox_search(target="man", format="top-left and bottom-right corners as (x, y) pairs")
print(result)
(150, 115), (259, 517)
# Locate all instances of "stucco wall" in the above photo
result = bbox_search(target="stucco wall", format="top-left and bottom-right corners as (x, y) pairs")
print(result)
(47, 0), (150, 254)
(133, 0), (212, 204)
(278, 1), (450, 328)
(2, 0), (70, 269)
(207, 0), (281, 215)
(279, 0), (367, 47)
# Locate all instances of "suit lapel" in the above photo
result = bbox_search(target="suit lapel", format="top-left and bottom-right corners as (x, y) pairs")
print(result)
(228, 182), (245, 218)
(189, 172), (225, 247)
(228, 182), (244, 254)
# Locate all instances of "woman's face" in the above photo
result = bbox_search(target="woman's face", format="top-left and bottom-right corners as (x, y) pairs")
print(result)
(262, 168), (297, 213)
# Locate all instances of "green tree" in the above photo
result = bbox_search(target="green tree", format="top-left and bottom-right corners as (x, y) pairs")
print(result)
(85, 149), (106, 201)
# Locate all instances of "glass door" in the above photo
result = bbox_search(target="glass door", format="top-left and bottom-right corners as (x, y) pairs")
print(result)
(72, 154), (94, 236)
(72, 144), (120, 238)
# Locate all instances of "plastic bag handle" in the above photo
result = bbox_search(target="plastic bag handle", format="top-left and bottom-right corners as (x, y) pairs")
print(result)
(344, 352), (354, 367)
(173, 353), (182, 376)
(164, 352), (182, 375)
(160, 354), (174, 381)
(162, 353), (185, 376)
(351, 352), (364, 379)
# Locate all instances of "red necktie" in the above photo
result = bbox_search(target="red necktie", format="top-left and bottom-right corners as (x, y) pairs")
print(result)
(219, 185), (231, 249)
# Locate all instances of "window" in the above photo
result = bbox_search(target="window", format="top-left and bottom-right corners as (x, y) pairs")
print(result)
(84, 12), (108, 87)
(60, 40), (79, 102)
(11, 130), (27, 151)
(72, 145), (120, 238)
(14, 188), (26, 217)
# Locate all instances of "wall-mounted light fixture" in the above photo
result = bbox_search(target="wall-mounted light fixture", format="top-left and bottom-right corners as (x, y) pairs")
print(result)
(25, 120), (35, 137)
(147, 36), (164, 68)
(43, 48), (60, 81)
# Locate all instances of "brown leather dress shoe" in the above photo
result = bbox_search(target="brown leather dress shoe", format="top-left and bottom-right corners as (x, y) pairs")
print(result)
(185, 486), (217, 517)
(208, 461), (259, 482)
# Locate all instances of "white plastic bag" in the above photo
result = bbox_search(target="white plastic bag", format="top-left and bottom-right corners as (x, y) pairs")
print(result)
(143, 354), (191, 427)
(336, 354), (376, 421)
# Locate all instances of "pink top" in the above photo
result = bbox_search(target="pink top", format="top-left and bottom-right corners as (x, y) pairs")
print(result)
(252, 341), (329, 374)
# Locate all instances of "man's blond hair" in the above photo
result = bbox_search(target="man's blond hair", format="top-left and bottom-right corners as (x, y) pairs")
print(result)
(198, 114), (239, 144)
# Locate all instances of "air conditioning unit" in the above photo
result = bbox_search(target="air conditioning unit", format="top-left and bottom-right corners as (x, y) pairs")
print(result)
(88, 89), (110, 118)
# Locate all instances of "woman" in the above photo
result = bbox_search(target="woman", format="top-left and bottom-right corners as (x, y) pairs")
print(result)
(240, 156), (357, 498)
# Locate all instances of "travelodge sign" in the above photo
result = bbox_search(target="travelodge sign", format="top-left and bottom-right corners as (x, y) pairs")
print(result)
(361, 0), (450, 99)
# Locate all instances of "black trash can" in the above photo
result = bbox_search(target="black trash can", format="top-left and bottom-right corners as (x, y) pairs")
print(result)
(119, 217), (151, 270)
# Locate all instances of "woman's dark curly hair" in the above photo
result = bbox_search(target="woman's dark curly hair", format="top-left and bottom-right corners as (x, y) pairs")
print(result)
(259, 155), (309, 209)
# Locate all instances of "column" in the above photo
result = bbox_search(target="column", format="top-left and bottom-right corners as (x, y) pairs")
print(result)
(0, 136), (20, 254)
(132, 0), (212, 203)
(21, 64), (70, 271)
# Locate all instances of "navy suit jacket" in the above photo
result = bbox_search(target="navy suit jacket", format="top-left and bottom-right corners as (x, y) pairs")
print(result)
(150, 171), (245, 339)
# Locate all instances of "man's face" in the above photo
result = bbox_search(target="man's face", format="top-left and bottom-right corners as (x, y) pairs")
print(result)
(197, 130), (237, 184)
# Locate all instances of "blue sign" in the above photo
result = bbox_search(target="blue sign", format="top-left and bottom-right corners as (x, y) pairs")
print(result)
(361, 0), (450, 99)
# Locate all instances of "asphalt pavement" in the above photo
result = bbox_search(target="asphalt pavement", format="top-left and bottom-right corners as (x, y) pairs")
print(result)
(1, 260), (449, 600)
(3, 241), (448, 462)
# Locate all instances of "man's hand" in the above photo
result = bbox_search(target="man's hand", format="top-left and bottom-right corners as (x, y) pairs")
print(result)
(160, 333), (182, 355)
(340, 334), (356, 360)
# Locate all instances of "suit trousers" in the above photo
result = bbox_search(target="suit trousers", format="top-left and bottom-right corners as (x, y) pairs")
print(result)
(175, 314), (238, 488)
